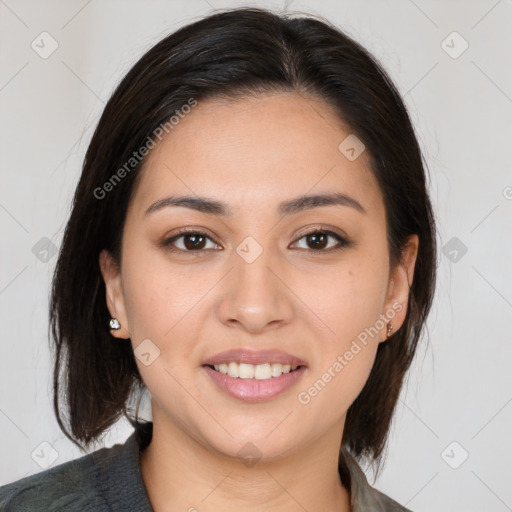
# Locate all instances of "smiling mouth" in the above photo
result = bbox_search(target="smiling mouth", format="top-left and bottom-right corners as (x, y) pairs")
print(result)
(204, 362), (305, 380)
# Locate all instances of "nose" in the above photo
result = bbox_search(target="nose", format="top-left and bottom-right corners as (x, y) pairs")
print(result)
(216, 243), (295, 334)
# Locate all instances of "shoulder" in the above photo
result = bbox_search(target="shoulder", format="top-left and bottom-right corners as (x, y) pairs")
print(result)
(0, 442), (124, 511)
(369, 486), (414, 512)
(339, 447), (413, 512)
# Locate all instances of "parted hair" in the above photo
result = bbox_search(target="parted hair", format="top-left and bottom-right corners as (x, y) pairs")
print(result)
(49, 6), (437, 474)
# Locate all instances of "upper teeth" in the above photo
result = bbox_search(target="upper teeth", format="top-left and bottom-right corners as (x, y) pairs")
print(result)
(212, 362), (299, 380)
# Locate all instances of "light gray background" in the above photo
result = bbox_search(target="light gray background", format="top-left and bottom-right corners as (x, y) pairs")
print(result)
(1, 1), (511, 511)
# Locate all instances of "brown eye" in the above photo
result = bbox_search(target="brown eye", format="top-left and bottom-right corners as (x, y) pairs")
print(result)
(292, 230), (350, 252)
(182, 233), (207, 250)
(162, 231), (220, 253)
(306, 232), (328, 249)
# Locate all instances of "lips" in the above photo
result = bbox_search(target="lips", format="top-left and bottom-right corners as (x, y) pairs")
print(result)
(203, 364), (306, 402)
(202, 348), (307, 367)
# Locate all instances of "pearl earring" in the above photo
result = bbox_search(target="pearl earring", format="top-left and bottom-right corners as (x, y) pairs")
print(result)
(386, 322), (393, 339)
(109, 318), (121, 330)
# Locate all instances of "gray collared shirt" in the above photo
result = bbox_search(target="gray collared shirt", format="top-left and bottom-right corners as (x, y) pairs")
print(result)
(0, 423), (412, 511)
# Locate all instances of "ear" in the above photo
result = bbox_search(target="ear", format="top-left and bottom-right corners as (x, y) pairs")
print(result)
(99, 249), (131, 339)
(380, 234), (419, 342)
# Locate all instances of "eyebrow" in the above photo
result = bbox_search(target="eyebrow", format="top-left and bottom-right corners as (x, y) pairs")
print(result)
(144, 192), (366, 217)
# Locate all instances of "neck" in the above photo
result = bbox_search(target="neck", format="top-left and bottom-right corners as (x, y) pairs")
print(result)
(139, 412), (351, 512)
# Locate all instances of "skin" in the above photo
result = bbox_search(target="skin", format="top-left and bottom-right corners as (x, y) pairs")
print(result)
(99, 91), (418, 512)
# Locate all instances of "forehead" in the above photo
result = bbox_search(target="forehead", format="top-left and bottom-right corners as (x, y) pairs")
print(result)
(128, 92), (384, 219)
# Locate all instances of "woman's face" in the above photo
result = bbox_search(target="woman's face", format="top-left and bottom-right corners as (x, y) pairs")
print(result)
(100, 92), (418, 461)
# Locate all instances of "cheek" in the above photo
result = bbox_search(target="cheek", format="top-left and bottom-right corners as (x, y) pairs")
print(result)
(120, 253), (207, 408)
(295, 251), (389, 347)
(297, 317), (380, 429)
(294, 331), (379, 441)
(120, 245), (218, 398)
(121, 242), (205, 341)
(293, 251), (387, 410)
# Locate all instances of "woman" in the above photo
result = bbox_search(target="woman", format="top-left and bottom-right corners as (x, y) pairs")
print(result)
(0, 6), (436, 511)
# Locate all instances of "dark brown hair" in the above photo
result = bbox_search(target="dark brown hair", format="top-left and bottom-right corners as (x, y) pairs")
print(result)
(49, 6), (437, 475)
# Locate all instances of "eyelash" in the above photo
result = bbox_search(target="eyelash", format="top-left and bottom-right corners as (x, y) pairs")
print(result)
(161, 228), (351, 255)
